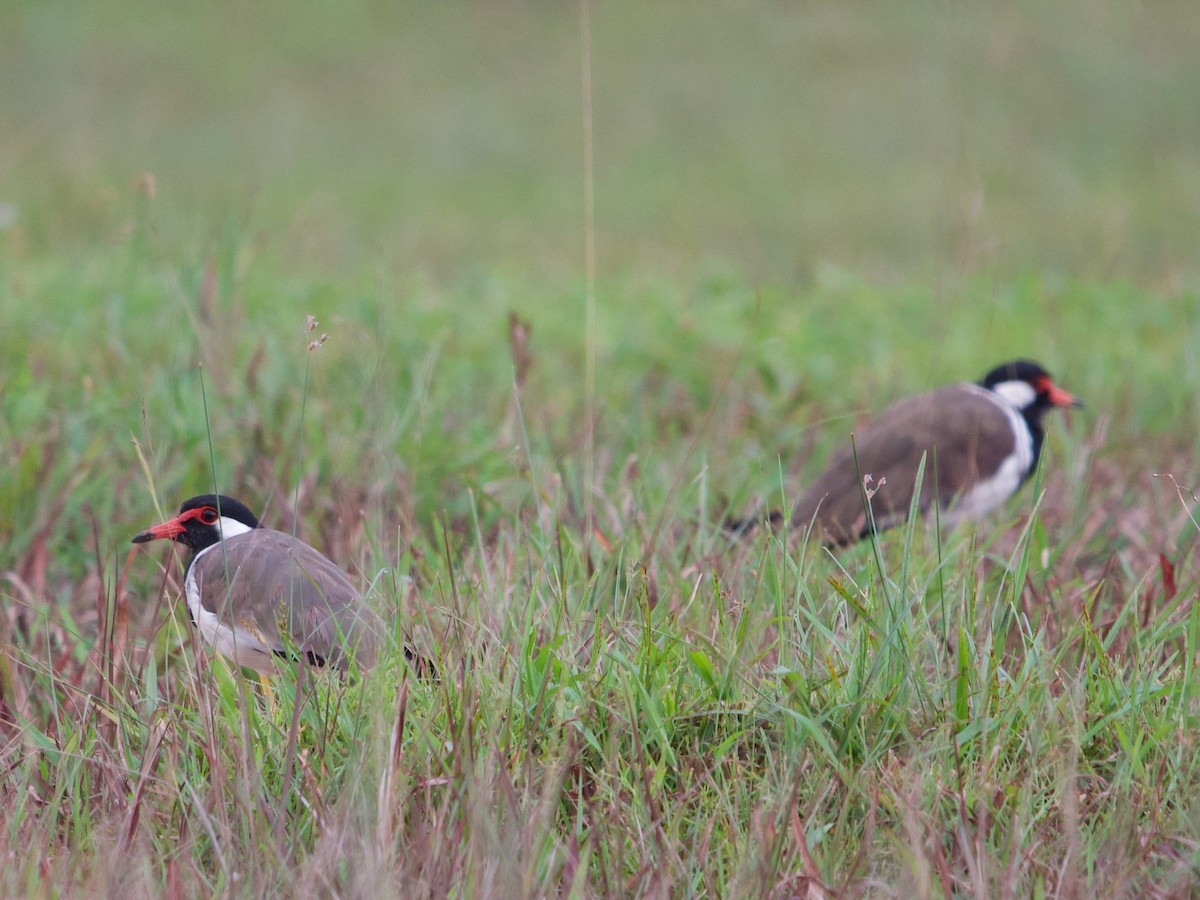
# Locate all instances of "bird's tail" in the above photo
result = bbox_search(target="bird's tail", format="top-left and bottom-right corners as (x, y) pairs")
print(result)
(722, 508), (786, 536)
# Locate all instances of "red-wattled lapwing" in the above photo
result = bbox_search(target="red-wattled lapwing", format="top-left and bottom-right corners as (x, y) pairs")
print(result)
(132, 494), (384, 674)
(790, 360), (1082, 546)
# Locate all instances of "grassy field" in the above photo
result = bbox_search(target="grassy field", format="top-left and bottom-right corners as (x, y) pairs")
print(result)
(3, 1), (1200, 896)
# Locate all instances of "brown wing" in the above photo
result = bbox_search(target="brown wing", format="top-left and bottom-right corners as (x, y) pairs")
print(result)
(791, 384), (1017, 544)
(191, 529), (384, 670)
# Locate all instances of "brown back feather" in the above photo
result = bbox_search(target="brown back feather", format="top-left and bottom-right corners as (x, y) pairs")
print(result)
(792, 384), (1018, 544)
(190, 529), (384, 669)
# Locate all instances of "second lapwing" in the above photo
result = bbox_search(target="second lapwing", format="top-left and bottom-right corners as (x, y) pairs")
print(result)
(792, 360), (1082, 545)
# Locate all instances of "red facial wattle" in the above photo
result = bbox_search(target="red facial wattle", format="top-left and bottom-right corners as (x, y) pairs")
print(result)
(131, 505), (217, 543)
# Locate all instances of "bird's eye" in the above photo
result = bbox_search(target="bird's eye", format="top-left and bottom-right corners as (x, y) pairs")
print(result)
(199, 508), (219, 525)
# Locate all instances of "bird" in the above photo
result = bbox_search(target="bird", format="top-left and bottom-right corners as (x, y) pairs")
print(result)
(789, 360), (1082, 546)
(132, 494), (386, 674)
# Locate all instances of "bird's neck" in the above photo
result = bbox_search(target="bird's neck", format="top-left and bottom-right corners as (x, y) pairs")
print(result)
(1019, 408), (1049, 481)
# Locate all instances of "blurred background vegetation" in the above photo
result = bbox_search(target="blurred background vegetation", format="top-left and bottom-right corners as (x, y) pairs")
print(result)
(4, 0), (1199, 287)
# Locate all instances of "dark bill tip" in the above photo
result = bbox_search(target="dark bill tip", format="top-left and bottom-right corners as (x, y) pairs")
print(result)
(1045, 382), (1083, 410)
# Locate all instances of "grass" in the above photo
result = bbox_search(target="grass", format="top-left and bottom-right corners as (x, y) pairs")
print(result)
(3, 0), (1200, 896)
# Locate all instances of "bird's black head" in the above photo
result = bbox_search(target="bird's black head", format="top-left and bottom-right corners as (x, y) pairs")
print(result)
(131, 494), (260, 554)
(979, 359), (1083, 416)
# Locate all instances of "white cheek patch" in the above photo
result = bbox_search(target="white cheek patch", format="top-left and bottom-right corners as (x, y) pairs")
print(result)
(216, 516), (255, 540)
(992, 379), (1038, 410)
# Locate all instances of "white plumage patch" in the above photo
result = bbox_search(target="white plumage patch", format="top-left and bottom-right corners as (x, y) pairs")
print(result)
(943, 382), (1035, 525)
(991, 378), (1037, 411)
(215, 515), (255, 540)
